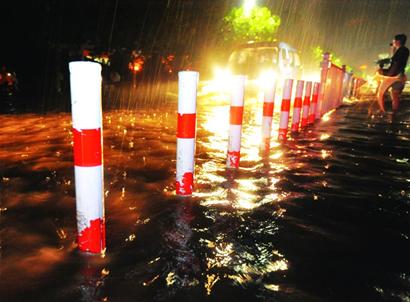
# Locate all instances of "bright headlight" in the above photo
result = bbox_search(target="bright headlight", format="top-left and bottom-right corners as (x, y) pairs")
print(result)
(213, 67), (232, 81)
(257, 70), (277, 89)
(302, 72), (320, 82)
(200, 67), (233, 95)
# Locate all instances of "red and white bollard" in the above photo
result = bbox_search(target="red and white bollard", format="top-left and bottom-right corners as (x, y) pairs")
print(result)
(309, 82), (320, 124)
(260, 81), (277, 151)
(337, 65), (347, 108)
(352, 78), (358, 98)
(278, 79), (293, 142)
(176, 71), (199, 196)
(301, 81), (312, 128)
(291, 80), (304, 133)
(69, 61), (105, 254)
(227, 75), (246, 168)
(350, 77), (357, 98)
(316, 52), (331, 120)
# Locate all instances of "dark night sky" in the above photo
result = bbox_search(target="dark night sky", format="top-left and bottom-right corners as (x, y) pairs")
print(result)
(1, 0), (409, 102)
(4, 0), (409, 61)
(3, 0), (410, 61)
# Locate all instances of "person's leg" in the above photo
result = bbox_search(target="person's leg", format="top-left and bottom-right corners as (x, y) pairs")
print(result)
(391, 89), (400, 112)
(390, 80), (405, 112)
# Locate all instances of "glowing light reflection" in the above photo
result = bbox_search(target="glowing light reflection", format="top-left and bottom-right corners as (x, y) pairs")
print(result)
(322, 109), (335, 121)
(321, 150), (331, 159)
(207, 241), (234, 269)
(320, 133), (330, 140)
(264, 284), (280, 291)
(200, 106), (230, 155)
(205, 274), (220, 295)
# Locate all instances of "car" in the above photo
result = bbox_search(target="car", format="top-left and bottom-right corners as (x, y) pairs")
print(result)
(204, 41), (303, 98)
(199, 41), (304, 103)
(226, 41), (302, 81)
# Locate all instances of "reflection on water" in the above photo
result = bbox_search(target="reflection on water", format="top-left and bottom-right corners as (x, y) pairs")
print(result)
(0, 97), (410, 301)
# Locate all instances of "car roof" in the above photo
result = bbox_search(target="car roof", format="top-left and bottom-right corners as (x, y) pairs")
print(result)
(232, 41), (296, 52)
(278, 42), (296, 51)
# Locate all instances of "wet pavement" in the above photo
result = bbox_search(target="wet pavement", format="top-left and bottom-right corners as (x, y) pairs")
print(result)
(0, 94), (409, 302)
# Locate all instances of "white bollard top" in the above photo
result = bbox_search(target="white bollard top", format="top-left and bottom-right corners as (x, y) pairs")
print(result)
(69, 61), (102, 130)
(295, 80), (304, 98)
(178, 71), (199, 114)
(264, 80), (277, 103)
(283, 79), (293, 100)
(231, 75), (247, 106)
(305, 81), (313, 97)
(313, 82), (320, 95)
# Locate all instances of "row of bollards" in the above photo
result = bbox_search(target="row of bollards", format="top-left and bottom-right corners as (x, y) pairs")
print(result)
(176, 54), (355, 198)
(68, 51), (359, 254)
(177, 74), (324, 196)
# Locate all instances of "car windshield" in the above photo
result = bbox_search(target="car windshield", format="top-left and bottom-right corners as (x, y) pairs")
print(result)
(228, 47), (279, 76)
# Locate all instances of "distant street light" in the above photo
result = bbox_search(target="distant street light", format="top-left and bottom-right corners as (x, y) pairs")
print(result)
(243, 0), (256, 17)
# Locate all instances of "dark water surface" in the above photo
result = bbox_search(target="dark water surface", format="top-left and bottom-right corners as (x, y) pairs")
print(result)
(1, 96), (409, 302)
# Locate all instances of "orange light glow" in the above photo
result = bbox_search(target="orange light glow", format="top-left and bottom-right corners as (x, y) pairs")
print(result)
(129, 58), (144, 73)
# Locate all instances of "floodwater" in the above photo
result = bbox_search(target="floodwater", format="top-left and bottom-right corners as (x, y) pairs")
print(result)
(0, 92), (409, 302)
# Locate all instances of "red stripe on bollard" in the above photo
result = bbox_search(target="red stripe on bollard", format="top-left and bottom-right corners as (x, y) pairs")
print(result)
(301, 88), (312, 128)
(278, 99), (291, 142)
(77, 217), (106, 253)
(73, 128), (102, 167)
(291, 97), (302, 132)
(230, 106), (244, 125)
(291, 124), (299, 133)
(281, 99), (291, 112)
(278, 79), (293, 142)
(176, 171), (194, 196)
(293, 97), (302, 109)
(309, 83), (320, 124)
(263, 102), (274, 117)
(177, 113), (196, 138)
(278, 128), (288, 140)
(227, 150), (240, 168)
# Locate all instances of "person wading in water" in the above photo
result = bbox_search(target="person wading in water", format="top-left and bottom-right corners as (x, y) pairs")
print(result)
(378, 34), (409, 113)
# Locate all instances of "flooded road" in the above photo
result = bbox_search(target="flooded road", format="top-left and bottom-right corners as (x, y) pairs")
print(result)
(0, 95), (409, 302)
